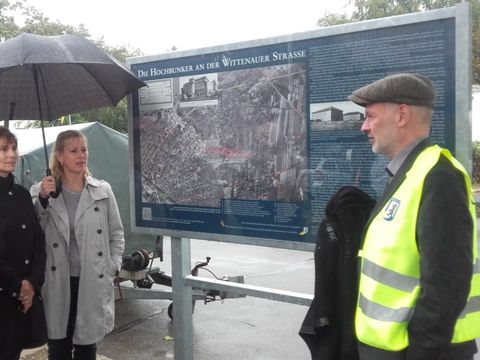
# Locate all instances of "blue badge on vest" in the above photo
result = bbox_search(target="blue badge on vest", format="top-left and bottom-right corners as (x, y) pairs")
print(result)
(383, 198), (400, 221)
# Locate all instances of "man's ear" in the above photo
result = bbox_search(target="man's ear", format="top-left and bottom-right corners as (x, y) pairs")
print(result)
(397, 104), (410, 127)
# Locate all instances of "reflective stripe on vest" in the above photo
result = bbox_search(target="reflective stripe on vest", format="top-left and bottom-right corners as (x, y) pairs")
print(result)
(359, 259), (480, 321)
(355, 145), (480, 351)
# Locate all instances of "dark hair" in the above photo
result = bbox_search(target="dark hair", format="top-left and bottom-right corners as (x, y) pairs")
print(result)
(0, 126), (18, 147)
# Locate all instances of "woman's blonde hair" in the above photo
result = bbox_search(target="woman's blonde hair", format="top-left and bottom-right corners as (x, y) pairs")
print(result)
(49, 130), (91, 180)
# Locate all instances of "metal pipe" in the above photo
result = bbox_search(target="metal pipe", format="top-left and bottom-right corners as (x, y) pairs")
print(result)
(184, 274), (313, 306)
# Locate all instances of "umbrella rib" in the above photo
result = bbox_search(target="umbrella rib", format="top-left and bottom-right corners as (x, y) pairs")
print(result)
(52, 35), (76, 62)
(51, 36), (116, 105)
(80, 64), (117, 106)
(0, 67), (15, 75)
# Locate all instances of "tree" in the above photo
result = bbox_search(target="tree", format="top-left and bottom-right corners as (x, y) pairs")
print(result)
(0, 0), (21, 41)
(317, 0), (480, 83)
(71, 98), (129, 133)
(473, 140), (480, 182)
(20, 4), (91, 37)
(317, 12), (351, 27)
(0, 0), (142, 133)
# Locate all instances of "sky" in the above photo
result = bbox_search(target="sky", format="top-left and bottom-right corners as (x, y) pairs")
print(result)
(20, 0), (353, 56)
(12, 1), (480, 140)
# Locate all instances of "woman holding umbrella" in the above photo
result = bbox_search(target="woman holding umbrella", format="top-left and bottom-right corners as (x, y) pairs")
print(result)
(0, 126), (47, 360)
(31, 130), (124, 360)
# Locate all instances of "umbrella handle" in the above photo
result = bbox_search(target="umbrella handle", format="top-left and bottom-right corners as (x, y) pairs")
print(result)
(46, 168), (61, 198)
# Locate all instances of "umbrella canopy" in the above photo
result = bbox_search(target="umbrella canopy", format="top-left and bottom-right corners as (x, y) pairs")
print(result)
(0, 32), (146, 173)
(0, 32), (146, 121)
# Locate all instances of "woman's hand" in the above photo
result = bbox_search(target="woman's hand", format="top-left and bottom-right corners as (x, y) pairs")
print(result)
(39, 175), (56, 199)
(19, 279), (34, 313)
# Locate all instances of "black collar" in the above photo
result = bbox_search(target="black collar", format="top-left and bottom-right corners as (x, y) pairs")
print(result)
(0, 173), (14, 194)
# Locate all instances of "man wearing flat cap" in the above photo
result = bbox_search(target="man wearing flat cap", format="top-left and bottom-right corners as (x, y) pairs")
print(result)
(349, 73), (480, 360)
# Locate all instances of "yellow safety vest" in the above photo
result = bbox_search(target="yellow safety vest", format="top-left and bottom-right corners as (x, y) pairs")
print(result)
(356, 145), (480, 351)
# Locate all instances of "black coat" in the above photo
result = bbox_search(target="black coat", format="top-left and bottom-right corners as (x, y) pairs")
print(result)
(0, 173), (47, 357)
(299, 186), (376, 360)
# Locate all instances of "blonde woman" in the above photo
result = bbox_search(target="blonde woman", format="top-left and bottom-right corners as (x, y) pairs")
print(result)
(31, 130), (124, 360)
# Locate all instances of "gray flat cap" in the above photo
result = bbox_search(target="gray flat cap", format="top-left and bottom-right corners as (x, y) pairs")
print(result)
(348, 73), (435, 108)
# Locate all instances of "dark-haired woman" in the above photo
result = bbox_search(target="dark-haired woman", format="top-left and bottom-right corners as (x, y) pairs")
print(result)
(0, 126), (47, 360)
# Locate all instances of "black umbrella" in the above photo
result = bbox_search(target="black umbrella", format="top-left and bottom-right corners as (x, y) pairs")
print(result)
(0, 32), (146, 174)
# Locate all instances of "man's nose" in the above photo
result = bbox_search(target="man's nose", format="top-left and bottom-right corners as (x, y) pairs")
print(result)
(360, 120), (369, 132)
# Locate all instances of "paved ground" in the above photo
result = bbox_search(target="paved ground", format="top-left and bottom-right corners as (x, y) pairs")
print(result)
(21, 346), (111, 360)
(99, 238), (313, 360)
(22, 238), (314, 360)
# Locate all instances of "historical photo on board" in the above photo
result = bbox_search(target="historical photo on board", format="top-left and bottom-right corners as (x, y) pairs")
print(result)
(310, 101), (365, 131)
(138, 63), (307, 207)
(179, 73), (219, 107)
(309, 100), (388, 204)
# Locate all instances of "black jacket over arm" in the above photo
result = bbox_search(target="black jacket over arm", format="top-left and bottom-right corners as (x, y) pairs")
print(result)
(299, 186), (376, 360)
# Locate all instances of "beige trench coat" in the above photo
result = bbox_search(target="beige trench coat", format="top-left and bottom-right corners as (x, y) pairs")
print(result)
(31, 176), (124, 345)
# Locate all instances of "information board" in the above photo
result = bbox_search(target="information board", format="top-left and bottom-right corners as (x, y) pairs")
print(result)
(127, 5), (470, 249)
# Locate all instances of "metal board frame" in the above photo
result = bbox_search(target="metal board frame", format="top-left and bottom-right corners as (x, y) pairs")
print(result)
(127, 4), (471, 251)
